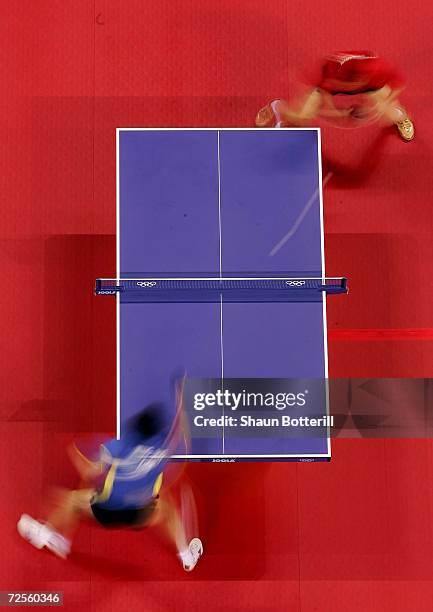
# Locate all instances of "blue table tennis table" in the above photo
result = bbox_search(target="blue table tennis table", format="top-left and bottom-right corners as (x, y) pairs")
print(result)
(96, 128), (347, 462)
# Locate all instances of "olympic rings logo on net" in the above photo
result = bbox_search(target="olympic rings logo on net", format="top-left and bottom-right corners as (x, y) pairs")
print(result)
(136, 281), (157, 288)
(286, 280), (306, 287)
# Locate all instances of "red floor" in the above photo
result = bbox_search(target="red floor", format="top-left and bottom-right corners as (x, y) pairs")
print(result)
(2, 1), (433, 610)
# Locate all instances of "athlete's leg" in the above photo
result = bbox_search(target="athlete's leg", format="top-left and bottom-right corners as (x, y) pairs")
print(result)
(151, 482), (202, 571)
(179, 481), (199, 546)
(383, 102), (414, 141)
(151, 489), (187, 552)
(17, 488), (95, 558)
(46, 487), (95, 539)
(368, 86), (414, 140)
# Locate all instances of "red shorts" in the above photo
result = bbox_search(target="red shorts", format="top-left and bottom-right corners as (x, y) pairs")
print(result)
(317, 51), (404, 94)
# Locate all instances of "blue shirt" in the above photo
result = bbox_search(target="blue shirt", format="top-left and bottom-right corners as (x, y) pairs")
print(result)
(92, 431), (169, 511)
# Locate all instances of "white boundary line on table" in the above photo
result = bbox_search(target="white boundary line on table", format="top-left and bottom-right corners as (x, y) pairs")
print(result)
(217, 131), (225, 454)
(317, 129), (331, 457)
(171, 454), (329, 459)
(116, 129), (121, 439)
(115, 127), (331, 458)
(217, 131), (223, 280)
(117, 127), (320, 131)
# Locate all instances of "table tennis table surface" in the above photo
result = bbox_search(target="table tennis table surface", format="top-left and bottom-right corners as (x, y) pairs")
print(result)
(116, 128), (330, 461)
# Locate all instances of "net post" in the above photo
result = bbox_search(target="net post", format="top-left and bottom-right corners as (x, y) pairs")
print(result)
(95, 279), (102, 295)
(95, 279), (118, 295)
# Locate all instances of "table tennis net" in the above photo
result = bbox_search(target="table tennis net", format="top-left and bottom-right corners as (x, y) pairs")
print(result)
(95, 277), (348, 303)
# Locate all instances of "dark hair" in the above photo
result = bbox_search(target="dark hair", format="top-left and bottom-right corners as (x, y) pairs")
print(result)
(130, 404), (165, 439)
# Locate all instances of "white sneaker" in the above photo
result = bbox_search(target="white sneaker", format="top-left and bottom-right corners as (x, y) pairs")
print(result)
(180, 537), (203, 572)
(17, 514), (71, 559)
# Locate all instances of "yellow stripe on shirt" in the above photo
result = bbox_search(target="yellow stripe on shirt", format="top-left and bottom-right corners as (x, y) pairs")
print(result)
(153, 473), (163, 496)
(93, 461), (118, 503)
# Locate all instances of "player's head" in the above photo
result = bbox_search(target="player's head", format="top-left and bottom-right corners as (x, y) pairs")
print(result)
(129, 404), (165, 440)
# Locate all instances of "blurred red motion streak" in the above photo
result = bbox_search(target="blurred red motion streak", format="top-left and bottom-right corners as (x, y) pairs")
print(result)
(329, 328), (433, 341)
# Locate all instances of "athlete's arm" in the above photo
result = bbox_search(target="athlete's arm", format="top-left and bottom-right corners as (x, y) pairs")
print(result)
(164, 373), (190, 457)
(68, 442), (104, 483)
(293, 88), (323, 122)
(367, 85), (403, 114)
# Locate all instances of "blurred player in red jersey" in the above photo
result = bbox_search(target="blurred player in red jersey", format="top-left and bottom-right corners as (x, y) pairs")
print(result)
(256, 51), (414, 141)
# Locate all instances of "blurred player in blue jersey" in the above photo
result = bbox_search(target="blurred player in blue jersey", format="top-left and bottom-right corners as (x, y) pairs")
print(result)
(17, 377), (203, 572)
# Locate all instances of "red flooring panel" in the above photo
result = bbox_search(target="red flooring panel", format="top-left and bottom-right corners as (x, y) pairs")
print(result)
(2, 0), (433, 610)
